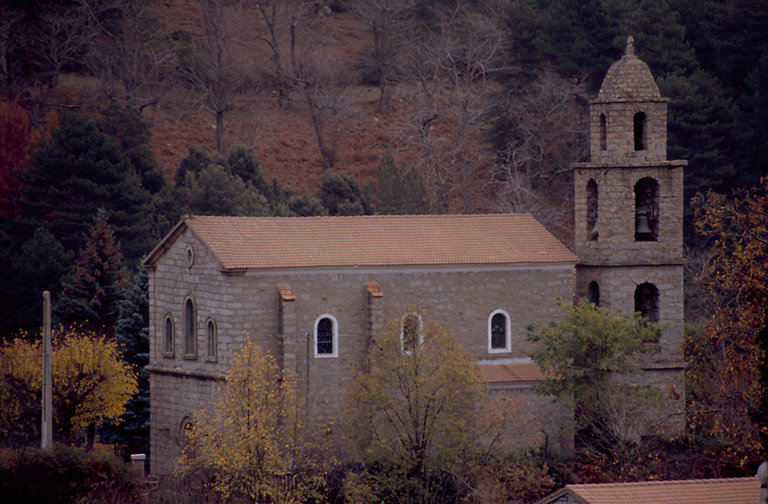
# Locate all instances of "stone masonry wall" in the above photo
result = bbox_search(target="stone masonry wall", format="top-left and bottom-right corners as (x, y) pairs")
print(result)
(589, 100), (668, 163)
(573, 162), (685, 263)
(147, 228), (577, 473)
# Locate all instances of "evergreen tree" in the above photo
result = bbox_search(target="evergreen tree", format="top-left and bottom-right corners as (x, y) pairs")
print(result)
(0, 227), (73, 338)
(181, 163), (269, 216)
(317, 170), (369, 216)
(12, 112), (154, 264)
(58, 211), (127, 332)
(227, 144), (268, 195)
(275, 193), (327, 217)
(100, 270), (150, 457)
(98, 101), (166, 194)
(502, 0), (617, 91)
(174, 145), (220, 187)
(365, 153), (431, 215)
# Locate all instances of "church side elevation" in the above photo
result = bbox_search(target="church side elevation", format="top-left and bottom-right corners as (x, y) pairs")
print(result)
(143, 39), (685, 475)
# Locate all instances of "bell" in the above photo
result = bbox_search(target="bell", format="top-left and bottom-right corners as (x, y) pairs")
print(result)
(589, 220), (599, 240)
(635, 213), (653, 239)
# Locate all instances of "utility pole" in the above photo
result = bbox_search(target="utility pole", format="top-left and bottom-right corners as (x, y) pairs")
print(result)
(42, 291), (52, 449)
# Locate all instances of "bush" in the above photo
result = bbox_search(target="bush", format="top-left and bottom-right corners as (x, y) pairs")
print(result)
(0, 445), (139, 504)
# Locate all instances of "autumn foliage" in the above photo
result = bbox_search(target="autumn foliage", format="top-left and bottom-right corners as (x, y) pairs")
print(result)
(0, 326), (137, 447)
(179, 340), (327, 503)
(687, 179), (768, 469)
(0, 103), (50, 217)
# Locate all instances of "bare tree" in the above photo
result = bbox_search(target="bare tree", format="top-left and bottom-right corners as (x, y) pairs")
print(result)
(295, 52), (352, 171)
(249, 0), (319, 109)
(31, 6), (92, 90)
(347, 0), (417, 108)
(0, 5), (27, 100)
(490, 72), (589, 244)
(83, 0), (176, 111)
(397, 0), (508, 213)
(179, 0), (256, 153)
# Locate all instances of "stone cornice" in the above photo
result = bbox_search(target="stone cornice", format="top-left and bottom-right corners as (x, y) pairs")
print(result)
(146, 364), (225, 381)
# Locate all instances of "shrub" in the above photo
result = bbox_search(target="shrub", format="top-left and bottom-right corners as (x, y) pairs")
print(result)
(0, 445), (139, 504)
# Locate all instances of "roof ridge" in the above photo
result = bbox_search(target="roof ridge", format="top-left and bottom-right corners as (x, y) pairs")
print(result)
(569, 476), (757, 488)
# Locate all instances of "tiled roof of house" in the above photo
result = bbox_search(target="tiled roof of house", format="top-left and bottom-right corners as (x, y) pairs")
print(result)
(540, 477), (760, 504)
(478, 362), (547, 383)
(147, 214), (577, 270)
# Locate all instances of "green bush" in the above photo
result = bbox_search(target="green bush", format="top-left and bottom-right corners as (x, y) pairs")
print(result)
(0, 445), (139, 504)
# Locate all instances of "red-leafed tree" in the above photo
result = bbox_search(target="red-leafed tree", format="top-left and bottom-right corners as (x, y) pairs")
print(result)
(0, 103), (44, 218)
(686, 179), (768, 471)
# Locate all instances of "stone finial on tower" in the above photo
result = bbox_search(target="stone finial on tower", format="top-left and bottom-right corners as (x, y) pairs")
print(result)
(626, 35), (635, 57)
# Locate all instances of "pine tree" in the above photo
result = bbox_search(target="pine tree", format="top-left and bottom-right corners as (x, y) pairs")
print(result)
(0, 227), (73, 338)
(100, 270), (150, 456)
(12, 112), (153, 264)
(317, 171), (369, 216)
(365, 153), (430, 215)
(58, 211), (127, 332)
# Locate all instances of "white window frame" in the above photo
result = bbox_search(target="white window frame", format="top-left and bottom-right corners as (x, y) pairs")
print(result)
(314, 314), (338, 358)
(487, 309), (511, 354)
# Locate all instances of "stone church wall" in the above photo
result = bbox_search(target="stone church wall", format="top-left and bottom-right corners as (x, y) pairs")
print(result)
(147, 228), (577, 473)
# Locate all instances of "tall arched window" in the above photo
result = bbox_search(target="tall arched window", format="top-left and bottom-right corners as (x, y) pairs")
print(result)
(633, 112), (646, 151)
(206, 319), (217, 360)
(586, 179), (598, 241)
(314, 315), (338, 357)
(588, 281), (600, 307)
(184, 298), (196, 355)
(401, 313), (422, 352)
(635, 283), (659, 323)
(635, 177), (659, 241)
(599, 113), (607, 151)
(488, 309), (511, 353)
(163, 314), (174, 355)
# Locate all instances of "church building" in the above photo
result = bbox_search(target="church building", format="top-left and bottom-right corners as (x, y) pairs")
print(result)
(143, 38), (685, 475)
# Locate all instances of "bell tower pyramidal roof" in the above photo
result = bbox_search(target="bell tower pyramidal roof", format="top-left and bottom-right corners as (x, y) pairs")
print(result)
(597, 36), (663, 102)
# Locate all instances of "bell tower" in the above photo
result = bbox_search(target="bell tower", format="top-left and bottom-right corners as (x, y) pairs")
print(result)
(574, 37), (686, 375)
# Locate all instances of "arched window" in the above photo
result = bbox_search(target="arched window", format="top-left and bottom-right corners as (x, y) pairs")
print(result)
(176, 416), (194, 448)
(163, 314), (174, 355)
(488, 309), (511, 353)
(599, 113), (607, 151)
(314, 315), (338, 357)
(184, 298), (196, 355)
(586, 179), (598, 241)
(588, 281), (600, 307)
(635, 283), (659, 323)
(633, 112), (646, 151)
(401, 313), (422, 351)
(635, 177), (659, 241)
(206, 319), (217, 360)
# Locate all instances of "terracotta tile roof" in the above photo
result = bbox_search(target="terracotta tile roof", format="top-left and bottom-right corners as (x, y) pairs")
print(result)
(478, 362), (547, 383)
(170, 214), (577, 270)
(540, 478), (760, 504)
(277, 285), (296, 301)
(365, 283), (384, 298)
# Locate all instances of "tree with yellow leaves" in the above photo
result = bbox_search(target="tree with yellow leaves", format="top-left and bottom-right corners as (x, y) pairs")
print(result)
(687, 179), (768, 470)
(343, 306), (537, 504)
(179, 340), (327, 503)
(0, 325), (137, 448)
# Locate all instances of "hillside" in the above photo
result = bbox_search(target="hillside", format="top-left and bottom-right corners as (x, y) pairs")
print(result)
(145, 3), (398, 193)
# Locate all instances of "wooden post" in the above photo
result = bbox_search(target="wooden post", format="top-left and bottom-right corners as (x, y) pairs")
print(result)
(41, 291), (52, 449)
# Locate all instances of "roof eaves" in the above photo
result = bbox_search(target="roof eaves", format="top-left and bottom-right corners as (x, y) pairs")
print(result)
(142, 218), (188, 269)
(184, 216), (229, 271)
(536, 487), (587, 504)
